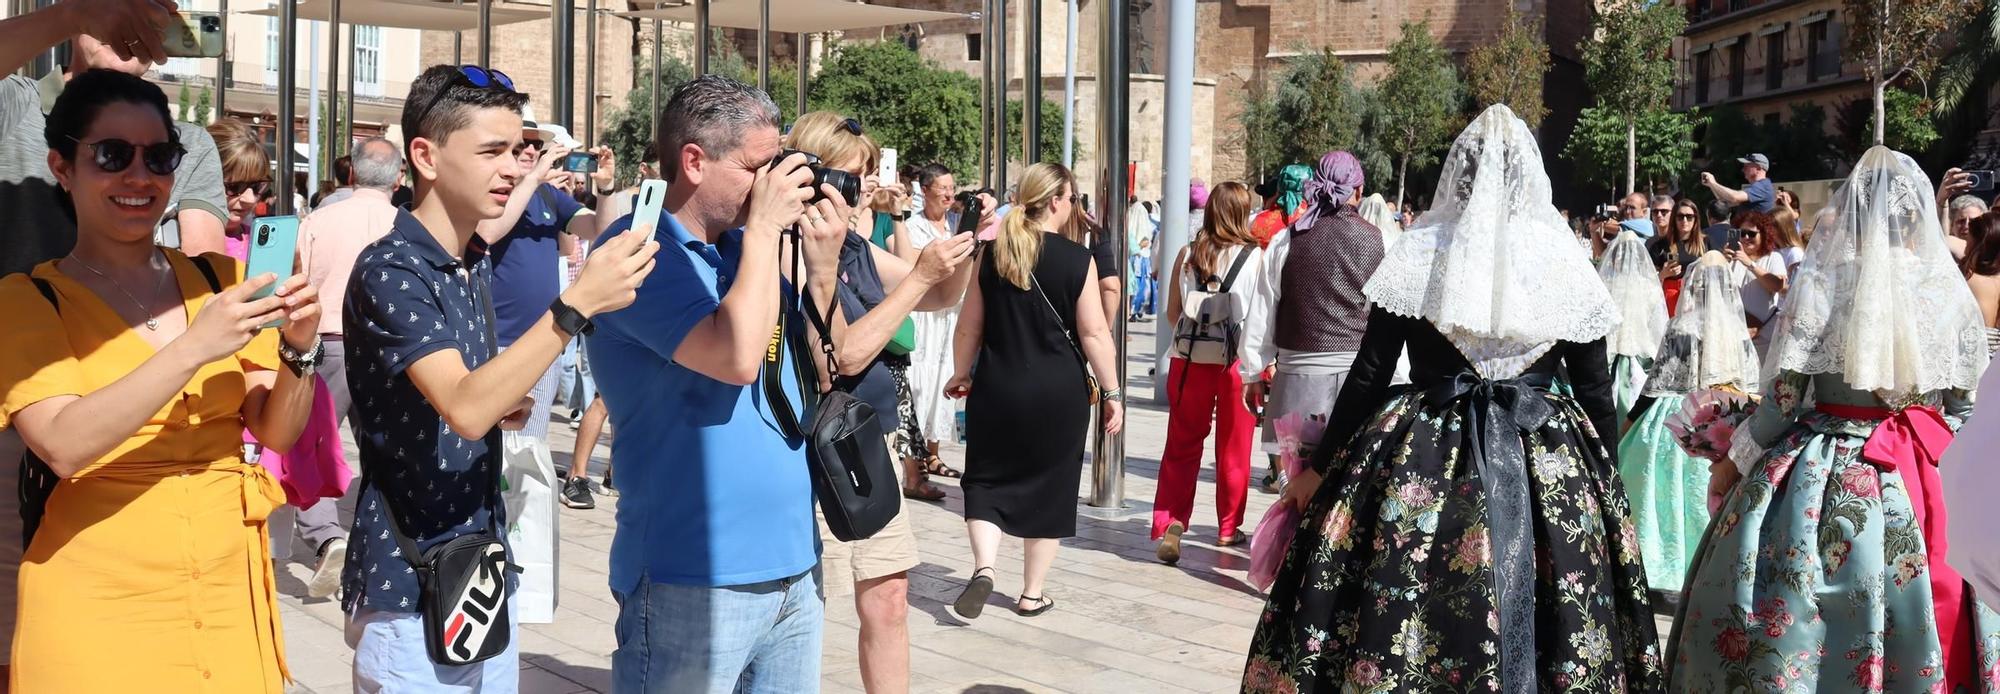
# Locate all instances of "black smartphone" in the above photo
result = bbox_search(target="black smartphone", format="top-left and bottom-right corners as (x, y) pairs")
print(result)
(955, 195), (985, 235)
(1968, 169), (1997, 193)
(1725, 227), (1742, 251)
(562, 151), (598, 173)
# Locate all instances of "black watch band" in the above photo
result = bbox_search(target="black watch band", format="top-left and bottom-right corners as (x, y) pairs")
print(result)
(551, 297), (594, 337)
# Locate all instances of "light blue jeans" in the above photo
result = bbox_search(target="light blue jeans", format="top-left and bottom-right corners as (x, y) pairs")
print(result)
(346, 608), (520, 693)
(611, 568), (824, 694)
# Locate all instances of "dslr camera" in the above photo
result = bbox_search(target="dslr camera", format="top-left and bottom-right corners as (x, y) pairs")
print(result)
(772, 149), (861, 207)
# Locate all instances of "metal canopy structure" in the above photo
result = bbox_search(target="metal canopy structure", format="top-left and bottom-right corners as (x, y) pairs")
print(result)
(245, 0), (544, 32)
(621, 0), (964, 33)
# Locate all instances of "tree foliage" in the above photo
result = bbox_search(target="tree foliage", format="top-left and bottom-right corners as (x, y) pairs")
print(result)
(177, 83), (193, 122)
(1563, 106), (1702, 196)
(1581, 0), (1687, 191)
(1237, 47), (1366, 180)
(1702, 104), (1839, 184)
(1465, 7), (1551, 129)
(193, 84), (212, 125)
(1835, 88), (1940, 157)
(1005, 98), (1068, 166)
(1375, 21), (1461, 206)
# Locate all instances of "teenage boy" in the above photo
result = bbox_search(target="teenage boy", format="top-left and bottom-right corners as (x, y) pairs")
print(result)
(338, 64), (656, 691)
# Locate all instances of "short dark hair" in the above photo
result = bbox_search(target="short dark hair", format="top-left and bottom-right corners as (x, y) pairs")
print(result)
(332, 155), (353, 185)
(915, 162), (952, 192)
(401, 64), (529, 161)
(44, 69), (177, 161)
(654, 75), (779, 184)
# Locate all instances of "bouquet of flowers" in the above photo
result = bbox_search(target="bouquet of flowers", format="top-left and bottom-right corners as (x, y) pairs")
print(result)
(1249, 413), (1323, 591)
(1664, 386), (1757, 465)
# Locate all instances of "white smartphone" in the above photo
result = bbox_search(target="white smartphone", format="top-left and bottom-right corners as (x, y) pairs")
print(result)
(879, 148), (898, 188)
(632, 179), (667, 236)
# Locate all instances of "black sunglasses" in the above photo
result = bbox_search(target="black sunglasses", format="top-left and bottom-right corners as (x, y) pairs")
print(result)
(841, 118), (863, 136)
(226, 179), (272, 197)
(1651, 208), (1672, 215)
(70, 137), (184, 176)
(410, 65), (517, 144)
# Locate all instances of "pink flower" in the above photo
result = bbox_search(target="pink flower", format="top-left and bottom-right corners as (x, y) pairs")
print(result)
(1893, 554), (1927, 588)
(1398, 480), (1435, 509)
(1305, 636), (1322, 653)
(1715, 627), (1751, 661)
(1839, 463), (1881, 498)
(1452, 526), (1491, 573)
(1347, 659), (1382, 686)
(1321, 505), (1355, 544)
(1245, 656), (1283, 692)
(1855, 654), (1885, 692)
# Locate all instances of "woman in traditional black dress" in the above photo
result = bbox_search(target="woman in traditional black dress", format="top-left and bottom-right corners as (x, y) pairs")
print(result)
(1243, 105), (1665, 693)
(946, 162), (1125, 619)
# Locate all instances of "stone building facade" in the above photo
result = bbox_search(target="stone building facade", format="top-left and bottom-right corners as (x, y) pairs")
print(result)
(418, 4), (651, 147)
(1670, 0), (1866, 130)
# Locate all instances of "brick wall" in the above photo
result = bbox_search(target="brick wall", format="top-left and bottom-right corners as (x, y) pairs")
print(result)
(417, 2), (645, 147)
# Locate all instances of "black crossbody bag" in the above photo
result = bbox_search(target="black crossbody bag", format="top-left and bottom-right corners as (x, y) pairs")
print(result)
(371, 261), (519, 666)
(761, 232), (901, 542)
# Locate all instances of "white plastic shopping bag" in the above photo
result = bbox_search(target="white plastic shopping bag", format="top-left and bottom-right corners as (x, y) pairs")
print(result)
(500, 430), (560, 624)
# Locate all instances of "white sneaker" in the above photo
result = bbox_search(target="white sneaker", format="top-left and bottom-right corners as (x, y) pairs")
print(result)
(307, 538), (346, 599)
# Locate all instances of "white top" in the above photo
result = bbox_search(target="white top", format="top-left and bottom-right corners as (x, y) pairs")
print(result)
(1174, 243), (1270, 382)
(1730, 252), (1789, 325)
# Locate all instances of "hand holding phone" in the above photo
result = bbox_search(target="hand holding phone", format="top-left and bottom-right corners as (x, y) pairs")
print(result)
(879, 148), (898, 188)
(563, 151), (599, 174)
(245, 216), (301, 328)
(631, 179), (667, 235)
(1968, 170), (1997, 194)
(163, 11), (225, 59)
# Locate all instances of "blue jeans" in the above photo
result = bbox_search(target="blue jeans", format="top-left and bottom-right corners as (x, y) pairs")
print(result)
(346, 608), (520, 693)
(558, 337), (597, 413)
(611, 568), (824, 694)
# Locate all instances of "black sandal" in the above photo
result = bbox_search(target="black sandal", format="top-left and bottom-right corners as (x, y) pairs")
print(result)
(954, 568), (995, 619)
(920, 456), (963, 479)
(1015, 594), (1055, 617)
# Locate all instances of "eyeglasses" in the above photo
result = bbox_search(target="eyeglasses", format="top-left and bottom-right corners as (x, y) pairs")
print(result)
(226, 179), (272, 197)
(69, 137), (185, 176)
(1740, 229), (1762, 238)
(409, 65), (517, 147)
(840, 118), (863, 136)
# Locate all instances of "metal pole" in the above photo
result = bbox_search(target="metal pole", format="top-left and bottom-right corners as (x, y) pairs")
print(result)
(554, 0), (574, 130)
(216, 0), (230, 119)
(649, 19), (661, 139)
(795, 33), (808, 117)
(1023, 0), (1039, 165)
(328, 0), (341, 157)
(344, 25), (355, 149)
(277, 0), (297, 215)
(693, 0), (708, 75)
(585, 0), (597, 146)
(1062, 0), (1075, 168)
(992, 0), (1008, 189)
(308, 22), (321, 192)
(1086, 0), (1129, 511)
(454, 32), (463, 65)
(978, 5), (992, 188)
(1155, 0), (1192, 396)
(757, 0), (769, 91)
(478, 0), (492, 65)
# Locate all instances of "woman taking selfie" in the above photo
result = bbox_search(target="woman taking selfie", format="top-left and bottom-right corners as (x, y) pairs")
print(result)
(0, 70), (319, 692)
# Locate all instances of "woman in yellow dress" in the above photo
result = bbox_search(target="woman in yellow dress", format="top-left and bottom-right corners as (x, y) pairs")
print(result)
(0, 70), (321, 692)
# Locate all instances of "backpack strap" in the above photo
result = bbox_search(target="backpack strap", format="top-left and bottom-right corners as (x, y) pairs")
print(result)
(1216, 245), (1254, 293)
(19, 275), (61, 545)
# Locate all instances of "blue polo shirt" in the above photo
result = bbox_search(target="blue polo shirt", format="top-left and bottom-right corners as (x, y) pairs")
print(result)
(588, 209), (818, 591)
(339, 210), (510, 614)
(489, 183), (583, 345)
(1739, 178), (1776, 215)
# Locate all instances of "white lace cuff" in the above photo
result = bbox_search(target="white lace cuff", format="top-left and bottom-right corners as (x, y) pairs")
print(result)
(1727, 425), (1765, 476)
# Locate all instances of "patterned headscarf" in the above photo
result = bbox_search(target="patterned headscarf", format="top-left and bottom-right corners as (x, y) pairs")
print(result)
(1274, 164), (1311, 216)
(1290, 151), (1365, 234)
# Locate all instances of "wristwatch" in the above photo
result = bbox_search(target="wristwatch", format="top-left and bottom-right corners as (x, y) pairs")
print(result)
(550, 296), (594, 337)
(894, 211), (912, 221)
(279, 337), (324, 378)
(1099, 388), (1125, 402)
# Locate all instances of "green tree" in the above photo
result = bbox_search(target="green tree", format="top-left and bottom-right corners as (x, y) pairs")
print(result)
(1835, 88), (1940, 157)
(1005, 98), (1068, 166)
(1563, 106), (1701, 197)
(1233, 82), (1283, 181)
(177, 83), (192, 122)
(1701, 104), (1838, 183)
(1375, 21), (1460, 207)
(1251, 47), (1366, 169)
(1845, 0), (1977, 146)
(193, 84), (213, 124)
(810, 40), (983, 177)
(1464, 7), (1551, 129)
(1581, 0), (1686, 194)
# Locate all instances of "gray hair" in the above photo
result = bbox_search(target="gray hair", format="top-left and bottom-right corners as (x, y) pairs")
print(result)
(1950, 194), (1991, 216)
(1650, 194), (1674, 209)
(351, 137), (403, 190)
(655, 75), (780, 184)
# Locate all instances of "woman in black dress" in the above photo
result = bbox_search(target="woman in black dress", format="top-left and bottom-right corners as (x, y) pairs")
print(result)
(1243, 106), (1664, 692)
(946, 162), (1125, 619)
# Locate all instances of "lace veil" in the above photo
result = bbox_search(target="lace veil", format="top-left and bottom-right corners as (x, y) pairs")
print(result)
(1599, 230), (1668, 359)
(1644, 257), (1760, 396)
(1358, 192), (1404, 250)
(1759, 146), (1986, 400)
(1364, 105), (1619, 378)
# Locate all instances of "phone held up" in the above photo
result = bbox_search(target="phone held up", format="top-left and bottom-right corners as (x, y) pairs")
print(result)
(631, 180), (667, 236)
(562, 151), (599, 174)
(164, 11), (225, 59)
(245, 215), (301, 329)
(1967, 169), (1997, 194)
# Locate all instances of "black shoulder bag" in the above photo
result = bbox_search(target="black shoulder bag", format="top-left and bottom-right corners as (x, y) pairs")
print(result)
(372, 261), (518, 666)
(762, 232), (901, 542)
(19, 254), (223, 545)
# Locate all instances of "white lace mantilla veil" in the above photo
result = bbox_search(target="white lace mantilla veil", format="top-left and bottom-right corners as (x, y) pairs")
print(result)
(1599, 230), (1669, 359)
(1357, 192), (1404, 248)
(1758, 146), (1987, 401)
(1644, 258), (1760, 396)
(1363, 104), (1619, 378)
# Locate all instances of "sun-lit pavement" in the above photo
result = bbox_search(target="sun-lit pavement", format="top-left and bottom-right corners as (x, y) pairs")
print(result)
(274, 322), (1671, 693)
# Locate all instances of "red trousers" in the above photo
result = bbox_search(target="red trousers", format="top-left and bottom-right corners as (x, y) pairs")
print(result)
(1151, 357), (1255, 541)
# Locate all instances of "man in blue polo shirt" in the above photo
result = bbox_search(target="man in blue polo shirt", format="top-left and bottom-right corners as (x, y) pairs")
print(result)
(338, 64), (656, 692)
(1700, 152), (1776, 216)
(588, 75), (852, 694)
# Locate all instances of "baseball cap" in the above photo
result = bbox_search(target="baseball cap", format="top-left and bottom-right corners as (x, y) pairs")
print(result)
(1737, 153), (1770, 170)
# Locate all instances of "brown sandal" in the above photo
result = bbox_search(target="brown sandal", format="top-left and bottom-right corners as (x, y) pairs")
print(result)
(920, 456), (962, 479)
(902, 483), (947, 502)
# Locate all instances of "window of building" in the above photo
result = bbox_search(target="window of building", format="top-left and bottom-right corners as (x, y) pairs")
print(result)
(355, 26), (382, 97)
(1728, 37), (1746, 98)
(265, 17), (280, 82)
(966, 33), (981, 61)
(1694, 51), (1711, 104)
(1807, 16), (1838, 82)
(1764, 32), (1784, 91)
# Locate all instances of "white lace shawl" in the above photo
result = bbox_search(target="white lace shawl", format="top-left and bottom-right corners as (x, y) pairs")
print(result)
(1644, 261), (1760, 396)
(1599, 230), (1668, 360)
(1364, 105), (1619, 378)
(1758, 146), (1987, 399)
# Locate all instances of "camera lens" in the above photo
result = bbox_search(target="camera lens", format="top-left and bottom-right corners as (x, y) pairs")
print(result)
(202, 16), (220, 31)
(257, 225), (270, 245)
(815, 168), (861, 207)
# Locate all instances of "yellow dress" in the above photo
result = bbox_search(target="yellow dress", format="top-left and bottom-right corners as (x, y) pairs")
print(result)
(0, 250), (289, 693)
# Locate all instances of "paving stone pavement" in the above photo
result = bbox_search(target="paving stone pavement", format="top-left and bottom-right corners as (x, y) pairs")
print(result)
(275, 322), (1671, 693)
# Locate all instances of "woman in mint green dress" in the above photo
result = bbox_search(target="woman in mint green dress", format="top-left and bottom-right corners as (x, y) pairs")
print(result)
(1616, 252), (1758, 599)
(1599, 230), (1667, 423)
(1667, 147), (2000, 692)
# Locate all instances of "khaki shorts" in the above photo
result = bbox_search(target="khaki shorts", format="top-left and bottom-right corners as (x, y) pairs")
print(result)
(816, 435), (919, 597)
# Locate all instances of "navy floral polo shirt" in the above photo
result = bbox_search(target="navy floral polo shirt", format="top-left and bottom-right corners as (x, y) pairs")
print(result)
(338, 210), (510, 614)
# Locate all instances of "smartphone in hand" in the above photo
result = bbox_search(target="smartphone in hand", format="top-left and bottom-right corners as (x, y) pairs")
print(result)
(164, 11), (225, 59)
(245, 215), (301, 328)
(632, 179), (667, 234)
(562, 151), (599, 173)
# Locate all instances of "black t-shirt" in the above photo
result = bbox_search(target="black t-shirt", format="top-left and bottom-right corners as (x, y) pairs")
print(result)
(1089, 235), (1121, 282)
(1646, 234), (1709, 277)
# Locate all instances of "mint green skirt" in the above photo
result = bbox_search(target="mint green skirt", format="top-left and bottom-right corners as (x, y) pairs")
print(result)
(1615, 393), (1708, 592)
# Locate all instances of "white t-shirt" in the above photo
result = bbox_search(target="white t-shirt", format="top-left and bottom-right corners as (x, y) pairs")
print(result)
(1734, 252), (1789, 325)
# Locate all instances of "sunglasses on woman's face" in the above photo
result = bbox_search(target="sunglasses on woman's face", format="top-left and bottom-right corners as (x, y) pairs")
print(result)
(226, 179), (272, 197)
(70, 137), (184, 176)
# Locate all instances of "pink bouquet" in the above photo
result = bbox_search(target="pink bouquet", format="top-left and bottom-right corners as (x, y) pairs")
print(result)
(1249, 413), (1323, 591)
(1664, 386), (1757, 465)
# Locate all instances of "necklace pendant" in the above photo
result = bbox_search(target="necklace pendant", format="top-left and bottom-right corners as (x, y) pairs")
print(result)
(144, 318), (159, 330)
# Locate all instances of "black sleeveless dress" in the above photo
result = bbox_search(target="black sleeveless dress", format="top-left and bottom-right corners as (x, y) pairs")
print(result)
(962, 234), (1094, 539)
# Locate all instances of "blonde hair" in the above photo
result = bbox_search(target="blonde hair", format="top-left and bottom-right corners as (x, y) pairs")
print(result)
(205, 118), (269, 184)
(784, 111), (878, 172)
(995, 162), (1075, 290)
